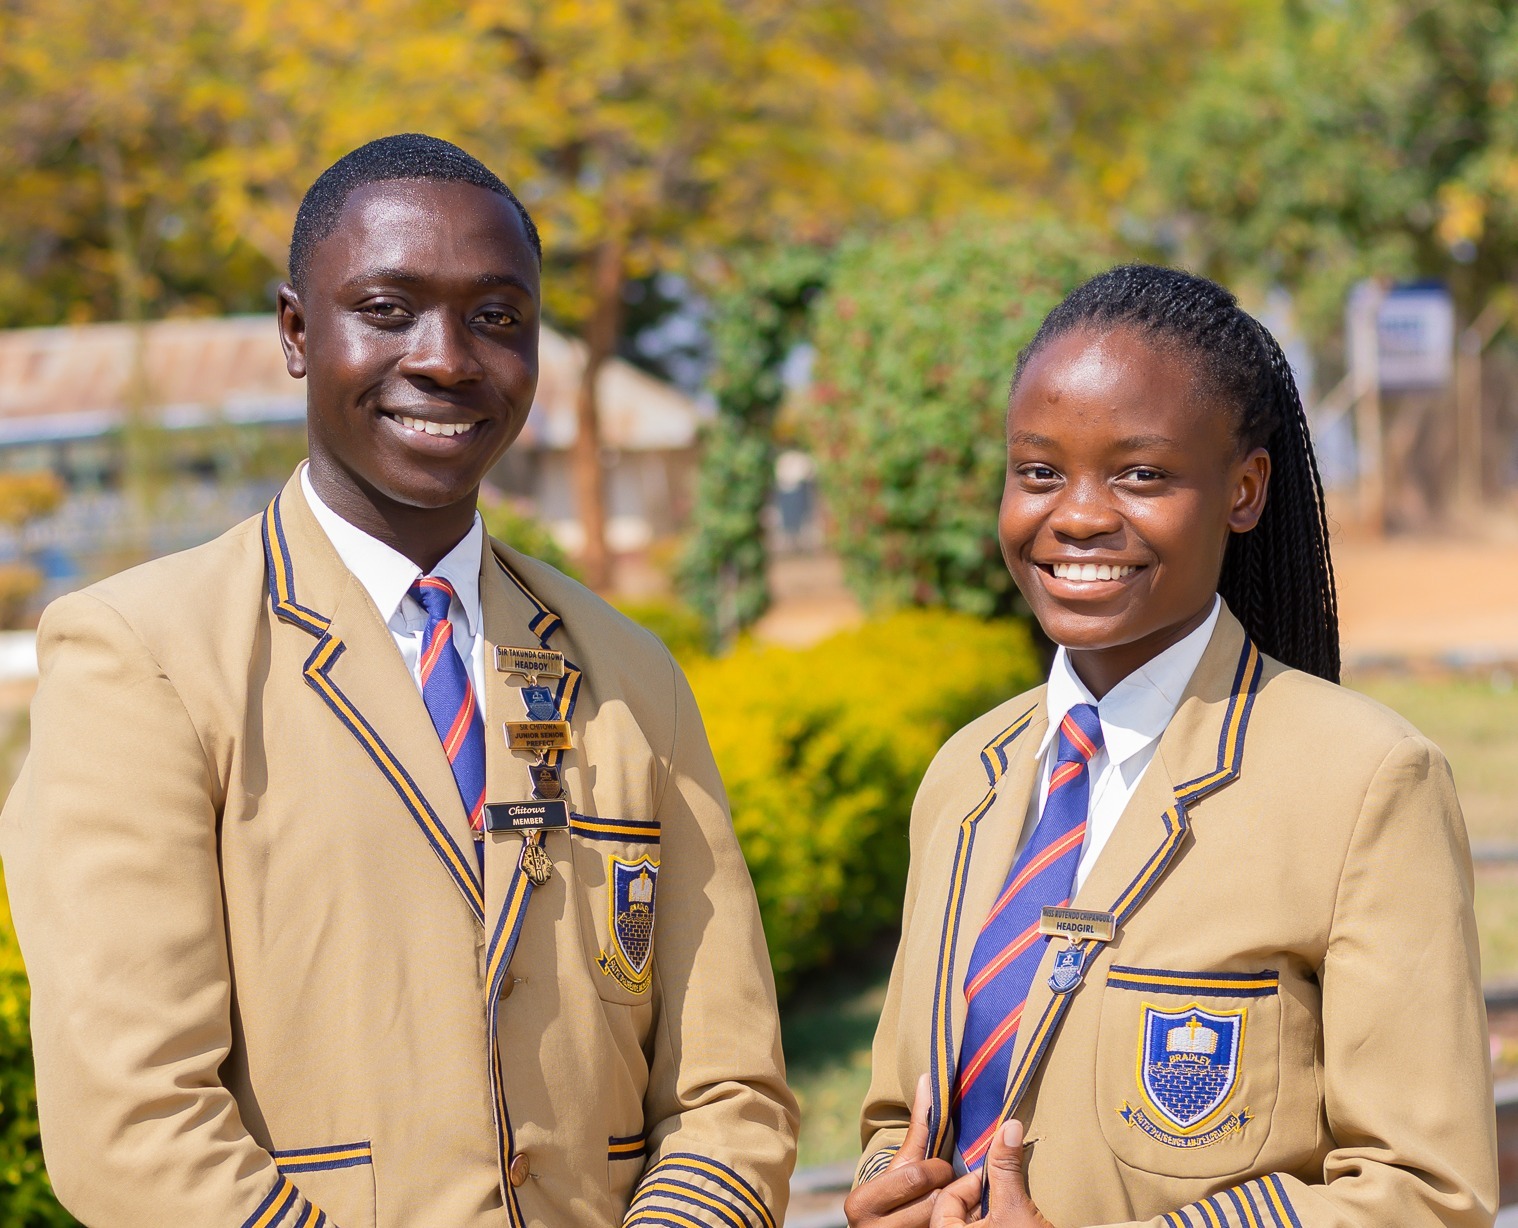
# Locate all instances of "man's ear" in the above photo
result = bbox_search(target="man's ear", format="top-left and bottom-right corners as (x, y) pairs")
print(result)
(276, 283), (308, 380)
(1228, 446), (1271, 534)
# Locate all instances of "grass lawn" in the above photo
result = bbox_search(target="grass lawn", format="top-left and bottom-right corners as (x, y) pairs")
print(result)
(781, 671), (1518, 1166)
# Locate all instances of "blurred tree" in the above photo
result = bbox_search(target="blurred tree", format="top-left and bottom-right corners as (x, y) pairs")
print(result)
(0, 473), (64, 629)
(1150, 0), (1518, 336)
(800, 220), (1116, 616)
(2, 0), (1242, 586)
(678, 246), (830, 641)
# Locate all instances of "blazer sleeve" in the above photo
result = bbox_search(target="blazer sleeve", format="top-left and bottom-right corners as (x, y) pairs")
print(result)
(620, 655), (799, 1228)
(1095, 734), (1499, 1228)
(0, 593), (322, 1228)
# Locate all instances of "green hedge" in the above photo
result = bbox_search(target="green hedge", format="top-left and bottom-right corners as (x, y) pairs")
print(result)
(799, 220), (1118, 616)
(0, 887), (73, 1226)
(688, 609), (1041, 992)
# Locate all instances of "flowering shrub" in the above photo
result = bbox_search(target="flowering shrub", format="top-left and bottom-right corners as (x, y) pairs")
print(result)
(689, 609), (1041, 990)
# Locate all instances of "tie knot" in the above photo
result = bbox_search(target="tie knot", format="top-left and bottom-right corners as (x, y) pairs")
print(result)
(1056, 703), (1103, 766)
(410, 577), (456, 623)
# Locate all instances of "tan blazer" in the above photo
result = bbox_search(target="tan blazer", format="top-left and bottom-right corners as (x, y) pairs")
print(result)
(858, 606), (1497, 1226)
(1, 473), (796, 1228)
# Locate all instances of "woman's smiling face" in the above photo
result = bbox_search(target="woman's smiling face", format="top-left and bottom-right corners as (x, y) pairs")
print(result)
(999, 325), (1270, 697)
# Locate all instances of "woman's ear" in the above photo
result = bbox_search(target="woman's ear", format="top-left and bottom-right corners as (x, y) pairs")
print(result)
(1229, 446), (1271, 533)
(276, 283), (308, 380)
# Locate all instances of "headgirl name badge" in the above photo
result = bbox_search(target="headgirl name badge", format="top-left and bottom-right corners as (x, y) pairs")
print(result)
(504, 720), (573, 753)
(1038, 906), (1117, 943)
(496, 646), (565, 682)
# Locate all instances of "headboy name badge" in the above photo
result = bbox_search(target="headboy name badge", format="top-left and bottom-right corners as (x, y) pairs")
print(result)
(484, 800), (570, 832)
(1039, 906), (1117, 943)
(504, 720), (573, 753)
(496, 646), (565, 682)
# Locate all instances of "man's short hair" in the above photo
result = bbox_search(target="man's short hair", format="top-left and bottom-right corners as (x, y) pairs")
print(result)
(288, 133), (542, 290)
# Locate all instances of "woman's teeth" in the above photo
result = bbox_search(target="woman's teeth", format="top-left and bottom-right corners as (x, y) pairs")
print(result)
(1052, 563), (1137, 581)
(394, 415), (476, 438)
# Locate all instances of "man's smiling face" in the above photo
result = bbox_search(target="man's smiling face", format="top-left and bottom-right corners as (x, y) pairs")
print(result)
(280, 178), (540, 533)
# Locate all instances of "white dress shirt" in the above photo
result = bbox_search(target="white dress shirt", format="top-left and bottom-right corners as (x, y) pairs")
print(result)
(1018, 596), (1221, 894)
(301, 465), (487, 700)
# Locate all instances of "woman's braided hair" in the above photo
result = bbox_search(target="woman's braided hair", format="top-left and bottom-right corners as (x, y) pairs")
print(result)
(1012, 264), (1341, 682)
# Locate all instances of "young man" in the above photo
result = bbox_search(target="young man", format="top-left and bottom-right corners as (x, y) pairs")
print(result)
(2, 134), (796, 1228)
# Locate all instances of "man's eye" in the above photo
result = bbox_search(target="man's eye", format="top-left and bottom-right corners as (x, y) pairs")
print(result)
(476, 309), (517, 327)
(1020, 465), (1058, 482)
(1127, 467), (1165, 482)
(361, 302), (407, 319)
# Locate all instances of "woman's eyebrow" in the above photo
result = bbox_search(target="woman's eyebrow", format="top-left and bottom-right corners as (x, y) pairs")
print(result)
(1008, 430), (1060, 448)
(1115, 433), (1179, 450)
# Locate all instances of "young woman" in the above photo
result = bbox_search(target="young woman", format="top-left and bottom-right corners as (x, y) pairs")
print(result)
(843, 265), (1497, 1227)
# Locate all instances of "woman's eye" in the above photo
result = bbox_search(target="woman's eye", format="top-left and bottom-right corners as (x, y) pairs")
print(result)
(1020, 465), (1059, 483)
(1125, 466), (1165, 482)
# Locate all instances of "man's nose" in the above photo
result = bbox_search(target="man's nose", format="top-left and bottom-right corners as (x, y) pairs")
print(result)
(398, 312), (484, 387)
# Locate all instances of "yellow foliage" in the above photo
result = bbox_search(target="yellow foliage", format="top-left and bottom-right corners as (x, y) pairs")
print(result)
(688, 610), (1041, 991)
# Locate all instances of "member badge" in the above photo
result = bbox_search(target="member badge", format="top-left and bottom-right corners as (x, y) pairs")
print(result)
(597, 856), (658, 994)
(1117, 1004), (1251, 1148)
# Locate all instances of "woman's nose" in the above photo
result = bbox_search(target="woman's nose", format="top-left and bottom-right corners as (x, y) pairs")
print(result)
(1049, 477), (1122, 539)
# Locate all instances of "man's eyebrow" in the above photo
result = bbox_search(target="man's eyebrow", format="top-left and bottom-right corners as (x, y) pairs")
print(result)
(340, 268), (533, 293)
(1008, 431), (1060, 448)
(474, 271), (534, 293)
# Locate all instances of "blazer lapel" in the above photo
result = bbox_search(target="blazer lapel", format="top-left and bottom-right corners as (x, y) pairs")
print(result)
(925, 699), (1047, 1160)
(261, 476), (485, 927)
(993, 607), (1265, 1123)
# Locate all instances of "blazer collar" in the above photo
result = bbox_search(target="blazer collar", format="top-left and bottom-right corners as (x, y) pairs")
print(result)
(927, 603), (1265, 1155)
(261, 475), (584, 934)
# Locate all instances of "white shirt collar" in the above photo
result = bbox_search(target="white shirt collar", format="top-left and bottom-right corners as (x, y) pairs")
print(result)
(1040, 595), (1221, 767)
(300, 464), (484, 634)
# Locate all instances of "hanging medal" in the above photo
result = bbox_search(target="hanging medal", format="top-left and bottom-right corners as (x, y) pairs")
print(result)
(485, 647), (572, 884)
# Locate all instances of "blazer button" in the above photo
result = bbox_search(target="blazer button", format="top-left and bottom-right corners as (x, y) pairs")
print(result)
(509, 1154), (531, 1187)
(500, 976), (519, 999)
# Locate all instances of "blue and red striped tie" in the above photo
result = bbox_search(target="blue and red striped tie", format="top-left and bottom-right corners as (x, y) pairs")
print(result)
(411, 578), (487, 854)
(951, 702), (1103, 1169)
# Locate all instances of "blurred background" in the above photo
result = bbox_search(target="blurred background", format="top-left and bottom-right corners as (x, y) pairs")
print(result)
(4, 0), (1518, 1222)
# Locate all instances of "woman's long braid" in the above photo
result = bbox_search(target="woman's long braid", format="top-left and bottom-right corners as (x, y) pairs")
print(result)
(1013, 264), (1342, 682)
(1221, 325), (1341, 682)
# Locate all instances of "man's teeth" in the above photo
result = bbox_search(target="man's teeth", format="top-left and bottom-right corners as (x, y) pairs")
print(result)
(1052, 563), (1137, 581)
(394, 415), (475, 438)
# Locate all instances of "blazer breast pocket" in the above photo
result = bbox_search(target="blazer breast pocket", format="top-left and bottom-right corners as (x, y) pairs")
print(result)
(1095, 966), (1280, 1179)
(567, 814), (662, 1006)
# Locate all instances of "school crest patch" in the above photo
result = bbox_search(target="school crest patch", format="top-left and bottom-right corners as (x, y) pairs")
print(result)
(597, 856), (658, 994)
(1117, 1003), (1252, 1148)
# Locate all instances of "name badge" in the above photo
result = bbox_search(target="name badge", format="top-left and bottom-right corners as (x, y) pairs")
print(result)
(484, 800), (570, 832)
(504, 720), (573, 753)
(496, 646), (565, 681)
(1038, 906), (1117, 943)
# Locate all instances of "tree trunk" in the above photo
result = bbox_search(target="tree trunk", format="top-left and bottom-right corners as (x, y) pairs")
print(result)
(572, 230), (627, 592)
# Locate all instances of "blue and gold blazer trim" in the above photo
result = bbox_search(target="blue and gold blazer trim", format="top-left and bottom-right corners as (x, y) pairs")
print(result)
(271, 1140), (373, 1174)
(855, 1145), (897, 1186)
(1107, 966), (1280, 998)
(574, 814), (661, 844)
(609, 1132), (647, 1162)
(1161, 1173), (1302, 1227)
(626, 1153), (776, 1228)
(242, 1174), (329, 1228)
